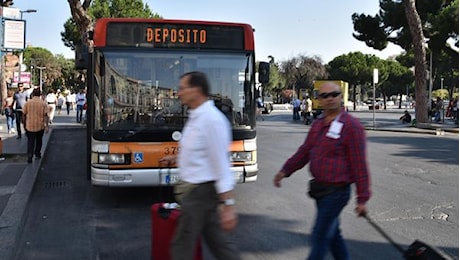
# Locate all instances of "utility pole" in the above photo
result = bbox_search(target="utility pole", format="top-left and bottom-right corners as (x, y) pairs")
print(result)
(17, 9), (37, 86)
(37, 66), (46, 91)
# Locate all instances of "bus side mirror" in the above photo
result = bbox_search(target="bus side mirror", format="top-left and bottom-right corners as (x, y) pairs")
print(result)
(258, 62), (270, 84)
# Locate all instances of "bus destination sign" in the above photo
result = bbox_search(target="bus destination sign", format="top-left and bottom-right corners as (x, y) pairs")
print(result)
(106, 23), (245, 50)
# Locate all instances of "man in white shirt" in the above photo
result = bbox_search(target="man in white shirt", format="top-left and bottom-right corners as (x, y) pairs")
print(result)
(160, 71), (239, 260)
(45, 90), (58, 124)
(75, 89), (86, 123)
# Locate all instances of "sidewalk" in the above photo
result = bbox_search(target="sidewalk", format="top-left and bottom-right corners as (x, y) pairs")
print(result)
(0, 126), (51, 259)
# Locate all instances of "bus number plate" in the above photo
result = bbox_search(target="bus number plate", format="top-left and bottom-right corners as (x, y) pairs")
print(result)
(161, 173), (181, 185)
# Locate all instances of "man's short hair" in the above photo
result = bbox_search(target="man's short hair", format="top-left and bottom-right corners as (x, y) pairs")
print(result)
(32, 88), (41, 97)
(18, 82), (23, 87)
(180, 71), (210, 96)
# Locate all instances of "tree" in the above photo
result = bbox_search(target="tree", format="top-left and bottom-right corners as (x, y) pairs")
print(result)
(352, 0), (459, 124)
(261, 56), (284, 102)
(0, 0), (13, 7)
(23, 47), (63, 91)
(380, 59), (414, 108)
(64, 0), (161, 50)
(280, 55), (327, 98)
(328, 52), (388, 109)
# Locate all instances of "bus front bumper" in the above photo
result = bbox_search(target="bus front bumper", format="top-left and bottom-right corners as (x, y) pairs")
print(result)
(91, 164), (258, 186)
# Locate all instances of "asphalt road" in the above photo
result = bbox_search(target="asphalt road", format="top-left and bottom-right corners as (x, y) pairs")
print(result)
(14, 111), (459, 260)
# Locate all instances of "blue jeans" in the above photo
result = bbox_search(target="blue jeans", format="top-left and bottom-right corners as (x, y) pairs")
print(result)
(6, 114), (15, 131)
(308, 186), (351, 260)
(76, 104), (84, 122)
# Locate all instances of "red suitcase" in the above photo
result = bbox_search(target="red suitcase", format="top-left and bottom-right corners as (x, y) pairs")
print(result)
(151, 203), (203, 260)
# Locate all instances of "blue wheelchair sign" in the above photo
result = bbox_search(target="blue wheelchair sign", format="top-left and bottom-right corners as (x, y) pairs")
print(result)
(134, 152), (143, 163)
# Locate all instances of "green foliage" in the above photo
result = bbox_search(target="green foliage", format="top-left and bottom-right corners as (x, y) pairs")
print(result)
(352, 0), (458, 58)
(380, 59), (414, 97)
(23, 47), (84, 90)
(62, 0), (162, 51)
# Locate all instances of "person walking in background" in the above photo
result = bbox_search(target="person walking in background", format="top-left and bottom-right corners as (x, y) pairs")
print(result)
(65, 92), (72, 115)
(76, 89), (86, 123)
(292, 97), (301, 121)
(256, 96), (264, 121)
(23, 88), (49, 163)
(57, 91), (65, 115)
(12, 82), (28, 139)
(160, 71), (240, 260)
(303, 95), (313, 125)
(434, 97), (443, 122)
(46, 89), (58, 124)
(3, 90), (16, 134)
(273, 82), (371, 260)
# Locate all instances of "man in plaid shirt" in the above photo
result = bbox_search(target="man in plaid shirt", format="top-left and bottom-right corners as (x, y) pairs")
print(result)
(273, 82), (371, 260)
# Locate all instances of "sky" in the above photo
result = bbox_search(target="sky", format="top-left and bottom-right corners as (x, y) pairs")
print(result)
(13, 0), (405, 64)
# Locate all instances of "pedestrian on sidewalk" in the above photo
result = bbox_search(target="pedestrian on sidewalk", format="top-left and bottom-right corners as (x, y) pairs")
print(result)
(256, 96), (264, 121)
(2, 90), (16, 134)
(46, 89), (58, 124)
(434, 97), (443, 122)
(23, 88), (49, 163)
(160, 71), (240, 260)
(12, 83), (28, 139)
(76, 89), (86, 123)
(65, 92), (72, 115)
(292, 97), (301, 121)
(57, 91), (65, 115)
(273, 81), (371, 260)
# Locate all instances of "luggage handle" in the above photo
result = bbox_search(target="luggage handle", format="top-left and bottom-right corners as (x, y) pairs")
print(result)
(158, 160), (178, 207)
(364, 214), (406, 254)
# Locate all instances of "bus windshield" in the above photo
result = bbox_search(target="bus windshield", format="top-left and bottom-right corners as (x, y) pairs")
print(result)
(93, 50), (255, 132)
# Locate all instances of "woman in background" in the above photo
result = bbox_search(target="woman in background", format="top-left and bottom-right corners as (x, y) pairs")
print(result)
(3, 90), (16, 134)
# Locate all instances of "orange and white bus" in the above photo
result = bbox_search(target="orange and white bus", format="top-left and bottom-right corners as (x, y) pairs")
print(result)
(85, 18), (269, 186)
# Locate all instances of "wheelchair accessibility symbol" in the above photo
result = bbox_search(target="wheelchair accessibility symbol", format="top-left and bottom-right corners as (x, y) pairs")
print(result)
(134, 152), (143, 163)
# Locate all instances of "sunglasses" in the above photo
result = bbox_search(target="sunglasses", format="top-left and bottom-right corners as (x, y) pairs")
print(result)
(318, 91), (341, 99)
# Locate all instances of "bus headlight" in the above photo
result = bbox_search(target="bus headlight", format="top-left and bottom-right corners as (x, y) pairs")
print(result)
(95, 153), (130, 165)
(230, 151), (252, 162)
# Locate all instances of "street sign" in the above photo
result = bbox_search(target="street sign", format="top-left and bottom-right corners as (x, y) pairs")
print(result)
(373, 68), (379, 84)
(2, 19), (25, 50)
(13, 72), (30, 83)
(0, 7), (20, 20)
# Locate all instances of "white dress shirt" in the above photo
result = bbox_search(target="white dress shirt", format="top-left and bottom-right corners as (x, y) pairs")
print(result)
(178, 100), (235, 194)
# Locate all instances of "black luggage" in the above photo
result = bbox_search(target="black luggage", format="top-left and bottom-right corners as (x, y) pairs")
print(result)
(364, 215), (454, 259)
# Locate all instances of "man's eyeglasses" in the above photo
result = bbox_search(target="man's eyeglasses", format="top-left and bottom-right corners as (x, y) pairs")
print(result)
(318, 91), (341, 99)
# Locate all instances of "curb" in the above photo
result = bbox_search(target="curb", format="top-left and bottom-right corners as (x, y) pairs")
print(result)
(364, 127), (458, 135)
(0, 129), (53, 260)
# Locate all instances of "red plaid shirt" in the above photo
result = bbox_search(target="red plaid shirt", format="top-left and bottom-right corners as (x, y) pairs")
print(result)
(281, 112), (371, 204)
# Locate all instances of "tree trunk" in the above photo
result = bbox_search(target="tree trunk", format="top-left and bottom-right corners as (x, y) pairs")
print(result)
(403, 0), (427, 124)
(67, 0), (94, 49)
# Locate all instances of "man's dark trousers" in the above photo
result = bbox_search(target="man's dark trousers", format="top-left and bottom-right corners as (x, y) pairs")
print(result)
(26, 130), (44, 159)
(15, 110), (23, 137)
(171, 182), (240, 260)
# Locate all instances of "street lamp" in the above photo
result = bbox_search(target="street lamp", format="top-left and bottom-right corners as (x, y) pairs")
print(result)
(37, 66), (46, 91)
(17, 9), (37, 86)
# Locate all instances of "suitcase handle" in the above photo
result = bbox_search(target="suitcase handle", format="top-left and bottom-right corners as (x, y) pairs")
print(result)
(157, 206), (172, 220)
(364, 214), (406, 254)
